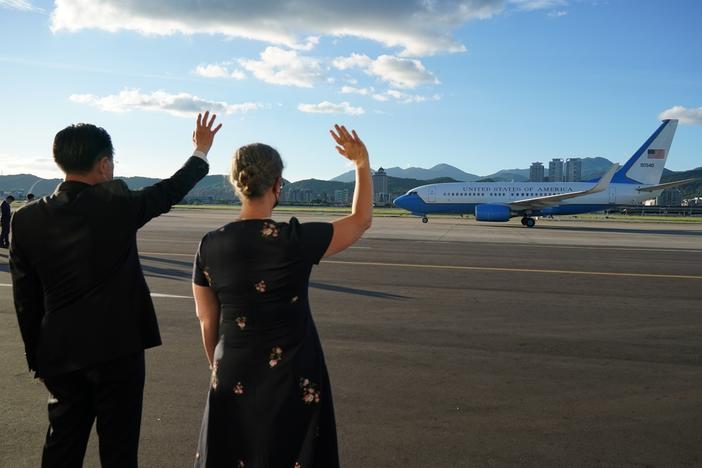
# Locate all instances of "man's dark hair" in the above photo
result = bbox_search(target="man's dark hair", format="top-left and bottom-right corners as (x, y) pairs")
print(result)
(27, 193), (35, 201)
(53, 124), (114, 174)
(6, 195), (15, 202)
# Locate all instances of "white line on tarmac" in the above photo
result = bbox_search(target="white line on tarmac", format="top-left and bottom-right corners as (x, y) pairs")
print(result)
(151, 293), (192, 299)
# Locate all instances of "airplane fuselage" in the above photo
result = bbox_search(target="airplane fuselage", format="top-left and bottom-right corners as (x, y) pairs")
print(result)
(394, 181), (658, 218)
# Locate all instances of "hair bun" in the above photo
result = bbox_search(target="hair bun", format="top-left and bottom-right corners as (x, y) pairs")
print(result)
(230, 143), (284, 199)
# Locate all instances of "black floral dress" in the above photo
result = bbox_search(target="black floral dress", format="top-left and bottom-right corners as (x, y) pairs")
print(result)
(192, 217), (338, 468)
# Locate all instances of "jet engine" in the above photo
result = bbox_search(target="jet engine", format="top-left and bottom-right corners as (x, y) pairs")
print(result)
(474, 204), (511, 222)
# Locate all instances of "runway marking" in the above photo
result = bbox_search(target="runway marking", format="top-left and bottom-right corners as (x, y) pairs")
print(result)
(321, 260), (702, 280)
(151, 293), (192, 299)
(412, 240), (702, 254)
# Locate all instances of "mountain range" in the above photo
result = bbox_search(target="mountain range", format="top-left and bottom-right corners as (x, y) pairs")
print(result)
(331, 157), (617, 183)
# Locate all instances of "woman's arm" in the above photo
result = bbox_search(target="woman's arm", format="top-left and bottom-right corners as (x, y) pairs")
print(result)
(193, 283), (221, 367)
(324, 125), (372, 257)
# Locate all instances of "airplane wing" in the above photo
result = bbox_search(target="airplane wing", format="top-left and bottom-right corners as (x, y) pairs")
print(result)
(636, 178), (700, 192)
(508, 164), (620, 210)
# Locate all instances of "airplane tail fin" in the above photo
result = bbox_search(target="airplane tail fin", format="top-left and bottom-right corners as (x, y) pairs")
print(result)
(612, 119), (678, 185)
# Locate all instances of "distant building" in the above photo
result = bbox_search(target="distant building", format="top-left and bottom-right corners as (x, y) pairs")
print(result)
(656, 188), (683, 206)
(685, 197), (702, 207)
(548, 158), (564, 183)
(334, 189), (350, 205)
(529, 162), (545, 182)
(301, 189), (313, 204)
(372, 167), (390, 206)
(564, 158), (582, 182)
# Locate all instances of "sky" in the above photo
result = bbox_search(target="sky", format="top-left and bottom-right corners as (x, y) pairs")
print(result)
(0, 0), (700, 182)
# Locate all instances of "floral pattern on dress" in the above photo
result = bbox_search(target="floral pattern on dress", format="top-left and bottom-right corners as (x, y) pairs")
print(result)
(234, 382), (244, 395)
(294, 463), (302, 468)
(299, 377), (321, 404)
(269, 346), (283, 367)
(237, 460), (245, 468)
(255, 280), (267, 293)
(261, 221), (279, 239)
(235, 316), (247, 330)
(210, 361), (219, 390)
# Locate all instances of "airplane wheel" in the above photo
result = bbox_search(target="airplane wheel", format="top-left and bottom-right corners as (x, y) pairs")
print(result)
(521, 217), (528, 226)
(422, 216), (428, 223)
(525, 218), (536, 228)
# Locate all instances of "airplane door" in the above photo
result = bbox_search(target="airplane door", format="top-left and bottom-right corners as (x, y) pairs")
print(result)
(427, 187), (436, 203)
(608, 186), (616, 204)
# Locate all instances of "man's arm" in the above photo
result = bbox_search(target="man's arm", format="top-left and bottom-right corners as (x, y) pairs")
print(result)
(9, 223), (45, 373)
(128, 111), (222, 229)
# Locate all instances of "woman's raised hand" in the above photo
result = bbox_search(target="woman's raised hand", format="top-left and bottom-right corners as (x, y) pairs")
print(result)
(330, 124), (368, 167)
(193, 110), (223, 154)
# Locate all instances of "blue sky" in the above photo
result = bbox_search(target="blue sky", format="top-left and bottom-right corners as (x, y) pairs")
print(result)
(0, 0), (700, 181)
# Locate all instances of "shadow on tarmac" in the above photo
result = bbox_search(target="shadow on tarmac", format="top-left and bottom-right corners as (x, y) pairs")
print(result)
(310, 282), (410, 300)
(140, 255), (193, 267)
(142, 264), (191, 281)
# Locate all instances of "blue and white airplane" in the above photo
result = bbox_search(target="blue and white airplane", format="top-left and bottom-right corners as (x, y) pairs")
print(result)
(393, 119), (696, 227)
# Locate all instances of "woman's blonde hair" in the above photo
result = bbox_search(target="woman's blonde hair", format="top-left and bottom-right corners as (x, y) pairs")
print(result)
(230, 143), (284, 199)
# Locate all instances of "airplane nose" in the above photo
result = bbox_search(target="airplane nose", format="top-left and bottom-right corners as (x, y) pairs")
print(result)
(393, 194), (407, 208)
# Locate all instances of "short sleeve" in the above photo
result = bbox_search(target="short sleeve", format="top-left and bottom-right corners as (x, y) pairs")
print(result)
(192, 236), (209, 286)
(290, 217), (333, 265)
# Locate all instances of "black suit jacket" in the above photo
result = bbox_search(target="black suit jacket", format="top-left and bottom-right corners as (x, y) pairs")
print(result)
(1, 200), (11, 224)
(10, 156), (208, 377)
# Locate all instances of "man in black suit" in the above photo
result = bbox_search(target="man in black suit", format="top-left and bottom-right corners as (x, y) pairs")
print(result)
(1, 194), (14, 247)
(10, 111), (222, 468)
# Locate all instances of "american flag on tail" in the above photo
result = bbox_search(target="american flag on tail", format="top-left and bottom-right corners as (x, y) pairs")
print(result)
(647, 149), (666, 159)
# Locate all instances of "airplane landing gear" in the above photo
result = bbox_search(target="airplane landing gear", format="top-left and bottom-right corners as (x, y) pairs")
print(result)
(521, 217), (536, 228)
(421, 216), (429, 223)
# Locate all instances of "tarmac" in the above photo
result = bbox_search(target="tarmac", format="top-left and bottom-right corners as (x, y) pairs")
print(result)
(1, 209), (701, 467)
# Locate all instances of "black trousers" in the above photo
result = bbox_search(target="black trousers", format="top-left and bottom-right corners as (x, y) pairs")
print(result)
(0, 221), (9, 247)
(41, 352), (145, 468)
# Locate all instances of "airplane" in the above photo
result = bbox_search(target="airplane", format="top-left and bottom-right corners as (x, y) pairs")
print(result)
(393, 119), (698, 227)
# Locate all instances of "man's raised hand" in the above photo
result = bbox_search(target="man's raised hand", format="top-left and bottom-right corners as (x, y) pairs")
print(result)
(193, 111), (222, 154)
(330, 124), (368, 167)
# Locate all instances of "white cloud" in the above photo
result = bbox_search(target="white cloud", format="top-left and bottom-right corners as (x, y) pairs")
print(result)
(0, 0), (44, 12)
(341, 86), (373, 95)
(510, 0), (567, 11)
(372, 90), (441, 103)
(239, 47), (321, 88)
(0, 154), (62, 179)
(298, 101), (364, 115)
(333, 54), (439, 89)
(195, 63), (245, 80)
(659, 106), (702, 125)
(48, 0), (523, 56)
(332, 54), (374, 71)
(547, 10), (567, 17)
(69, 89), (261, 118)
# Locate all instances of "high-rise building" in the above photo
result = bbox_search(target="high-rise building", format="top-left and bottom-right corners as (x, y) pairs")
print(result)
(372, 167), (390, 206)
(334, 189), (349, 204)
(548, 158), (564, 183)
(529, 162), (545, 182)
(564, 158), (582, 182)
